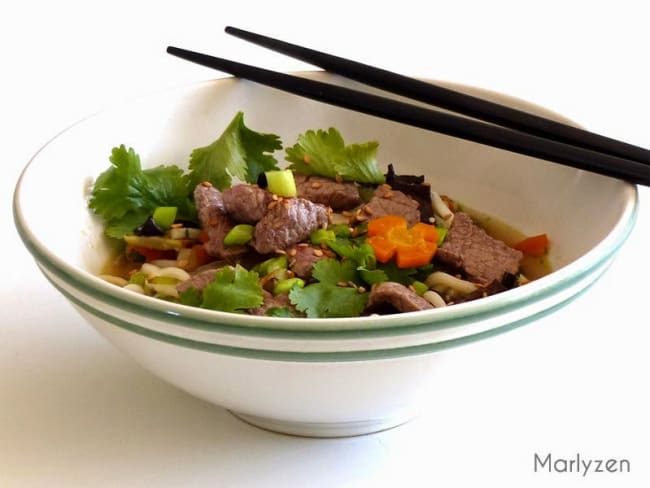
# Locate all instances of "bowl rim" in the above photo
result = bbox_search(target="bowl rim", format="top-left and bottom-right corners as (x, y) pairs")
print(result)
(12, 75), (640, 337)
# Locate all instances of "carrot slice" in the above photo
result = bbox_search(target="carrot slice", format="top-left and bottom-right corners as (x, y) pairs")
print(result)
(365, 215), (439, 268)
(514, 234), (549, 257)
(410, 222), (438, 243)
(366, 235), (397, 263)
(395, 241), (437, 269)
(367, 215), (408, 237)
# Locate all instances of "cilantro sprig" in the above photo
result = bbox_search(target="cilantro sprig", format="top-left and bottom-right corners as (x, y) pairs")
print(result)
(89, 112), (282, 238)
(289, 259), (368, 318)
(180, 265), (264, 313)
(187, 111), (282, 191)
(285, 128), (385, 184)
(88, 145), (195, 239)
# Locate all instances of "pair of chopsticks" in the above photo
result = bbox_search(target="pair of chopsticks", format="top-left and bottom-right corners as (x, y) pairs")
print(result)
(167, 26), (650, 186)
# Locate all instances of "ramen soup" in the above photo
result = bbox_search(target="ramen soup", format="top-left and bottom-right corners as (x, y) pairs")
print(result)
(90, 112), (550, 319)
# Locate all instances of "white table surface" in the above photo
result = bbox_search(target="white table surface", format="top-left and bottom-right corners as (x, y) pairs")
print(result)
(2, 1), (649, 486)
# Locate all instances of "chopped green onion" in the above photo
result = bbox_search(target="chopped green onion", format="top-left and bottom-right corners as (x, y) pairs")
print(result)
(265, 169), (297, 197)
(436, 226), (448, 246)
(223, 224), (255, 246)
(252, 255), (288, 276)
(411, 280), (429, 296)
(310, 228), (336, 245)
(150, 276), (179, 285)
(128, 271), (146, 287)
(273, 277), (305, 295)
(328, 224), (352, 237)
(153, 206), (178, 230)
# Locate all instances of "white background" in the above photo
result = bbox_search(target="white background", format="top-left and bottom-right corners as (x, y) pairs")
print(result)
(2, 1), (649, 486)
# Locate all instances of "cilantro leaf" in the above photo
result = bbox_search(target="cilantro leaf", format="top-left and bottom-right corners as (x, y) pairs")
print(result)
(187, 111), (282, 191)
(266, 307), (295, 318)
(326, 238), (376, 269)
(289, 283), (367, 318)
(358, 267), (388, 285)
(288, 259), (368, 318)
(88, 145), (195, 238)
(178, 287), (202, 307)
(285, 128), (385, 184)
(379, 262), (418, 284)
(201, 265), (264, 313)
(311, 258), (360, 285)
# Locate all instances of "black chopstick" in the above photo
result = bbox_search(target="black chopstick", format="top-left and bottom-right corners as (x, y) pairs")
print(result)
(166, 46), (650, 186)
(225, 25), (650, 166)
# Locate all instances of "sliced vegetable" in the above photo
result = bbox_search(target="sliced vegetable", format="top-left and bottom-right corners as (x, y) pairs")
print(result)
(223, 224), (255, 246)
(328, 224), (352, 238)
(273, 277), (305, 295)
(310, 228), (336, 245)
(184, 244), (213, 270)
(152, 206), (177, 230)
(252, 255), (288, 276)
(168, 227), (202, 240)
(265, 169), (297, 197)
(124, 235), (185, 250)
(435, 226), (448, 246)
(365, 215), (438, 269)
(367, 215), (407, 237)
(514, 233), (550, 257)
(411, 280), (429, 296)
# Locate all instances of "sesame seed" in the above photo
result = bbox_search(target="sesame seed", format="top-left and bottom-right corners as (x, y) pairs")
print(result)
(313, 249), (324, 257)
(288, 248), (297, 256)
(336, 281), (348, 287)
(310, 182), (322, 189)
(201, 181), (213, 187)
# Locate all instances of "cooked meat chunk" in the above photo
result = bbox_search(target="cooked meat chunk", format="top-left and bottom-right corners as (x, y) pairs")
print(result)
(249, 290), (295, 316)
(287, 244), (336, 279)
(364, 185), (420, 225)
(436, 212), (522, 284)
(194, 184), (248, 260)
(295, 174), (362, 211)
(366, 281), (434, 313)
(176, 268), (218, 294)
(253, 197), (329, 254)
(222, 184), (273, 224)
(384, 164), (434, 223)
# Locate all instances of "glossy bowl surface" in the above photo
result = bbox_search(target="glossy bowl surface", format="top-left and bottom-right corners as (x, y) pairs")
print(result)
(13, 73), (638, 436)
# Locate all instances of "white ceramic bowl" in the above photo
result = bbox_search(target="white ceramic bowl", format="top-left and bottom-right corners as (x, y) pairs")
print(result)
(13, 74), (638, 437)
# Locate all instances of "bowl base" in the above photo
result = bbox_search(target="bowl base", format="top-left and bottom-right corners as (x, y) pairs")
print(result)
(229, 410), (417, 438)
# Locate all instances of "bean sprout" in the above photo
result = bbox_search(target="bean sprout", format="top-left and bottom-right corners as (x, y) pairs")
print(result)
(431, 191), (454, 228)
(157, 267), (191, 282)
(423, 290), (447, 308)
(425, 271), (478, 295)
(123, 283), (145, 294)
(99, 275), (128, 287)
